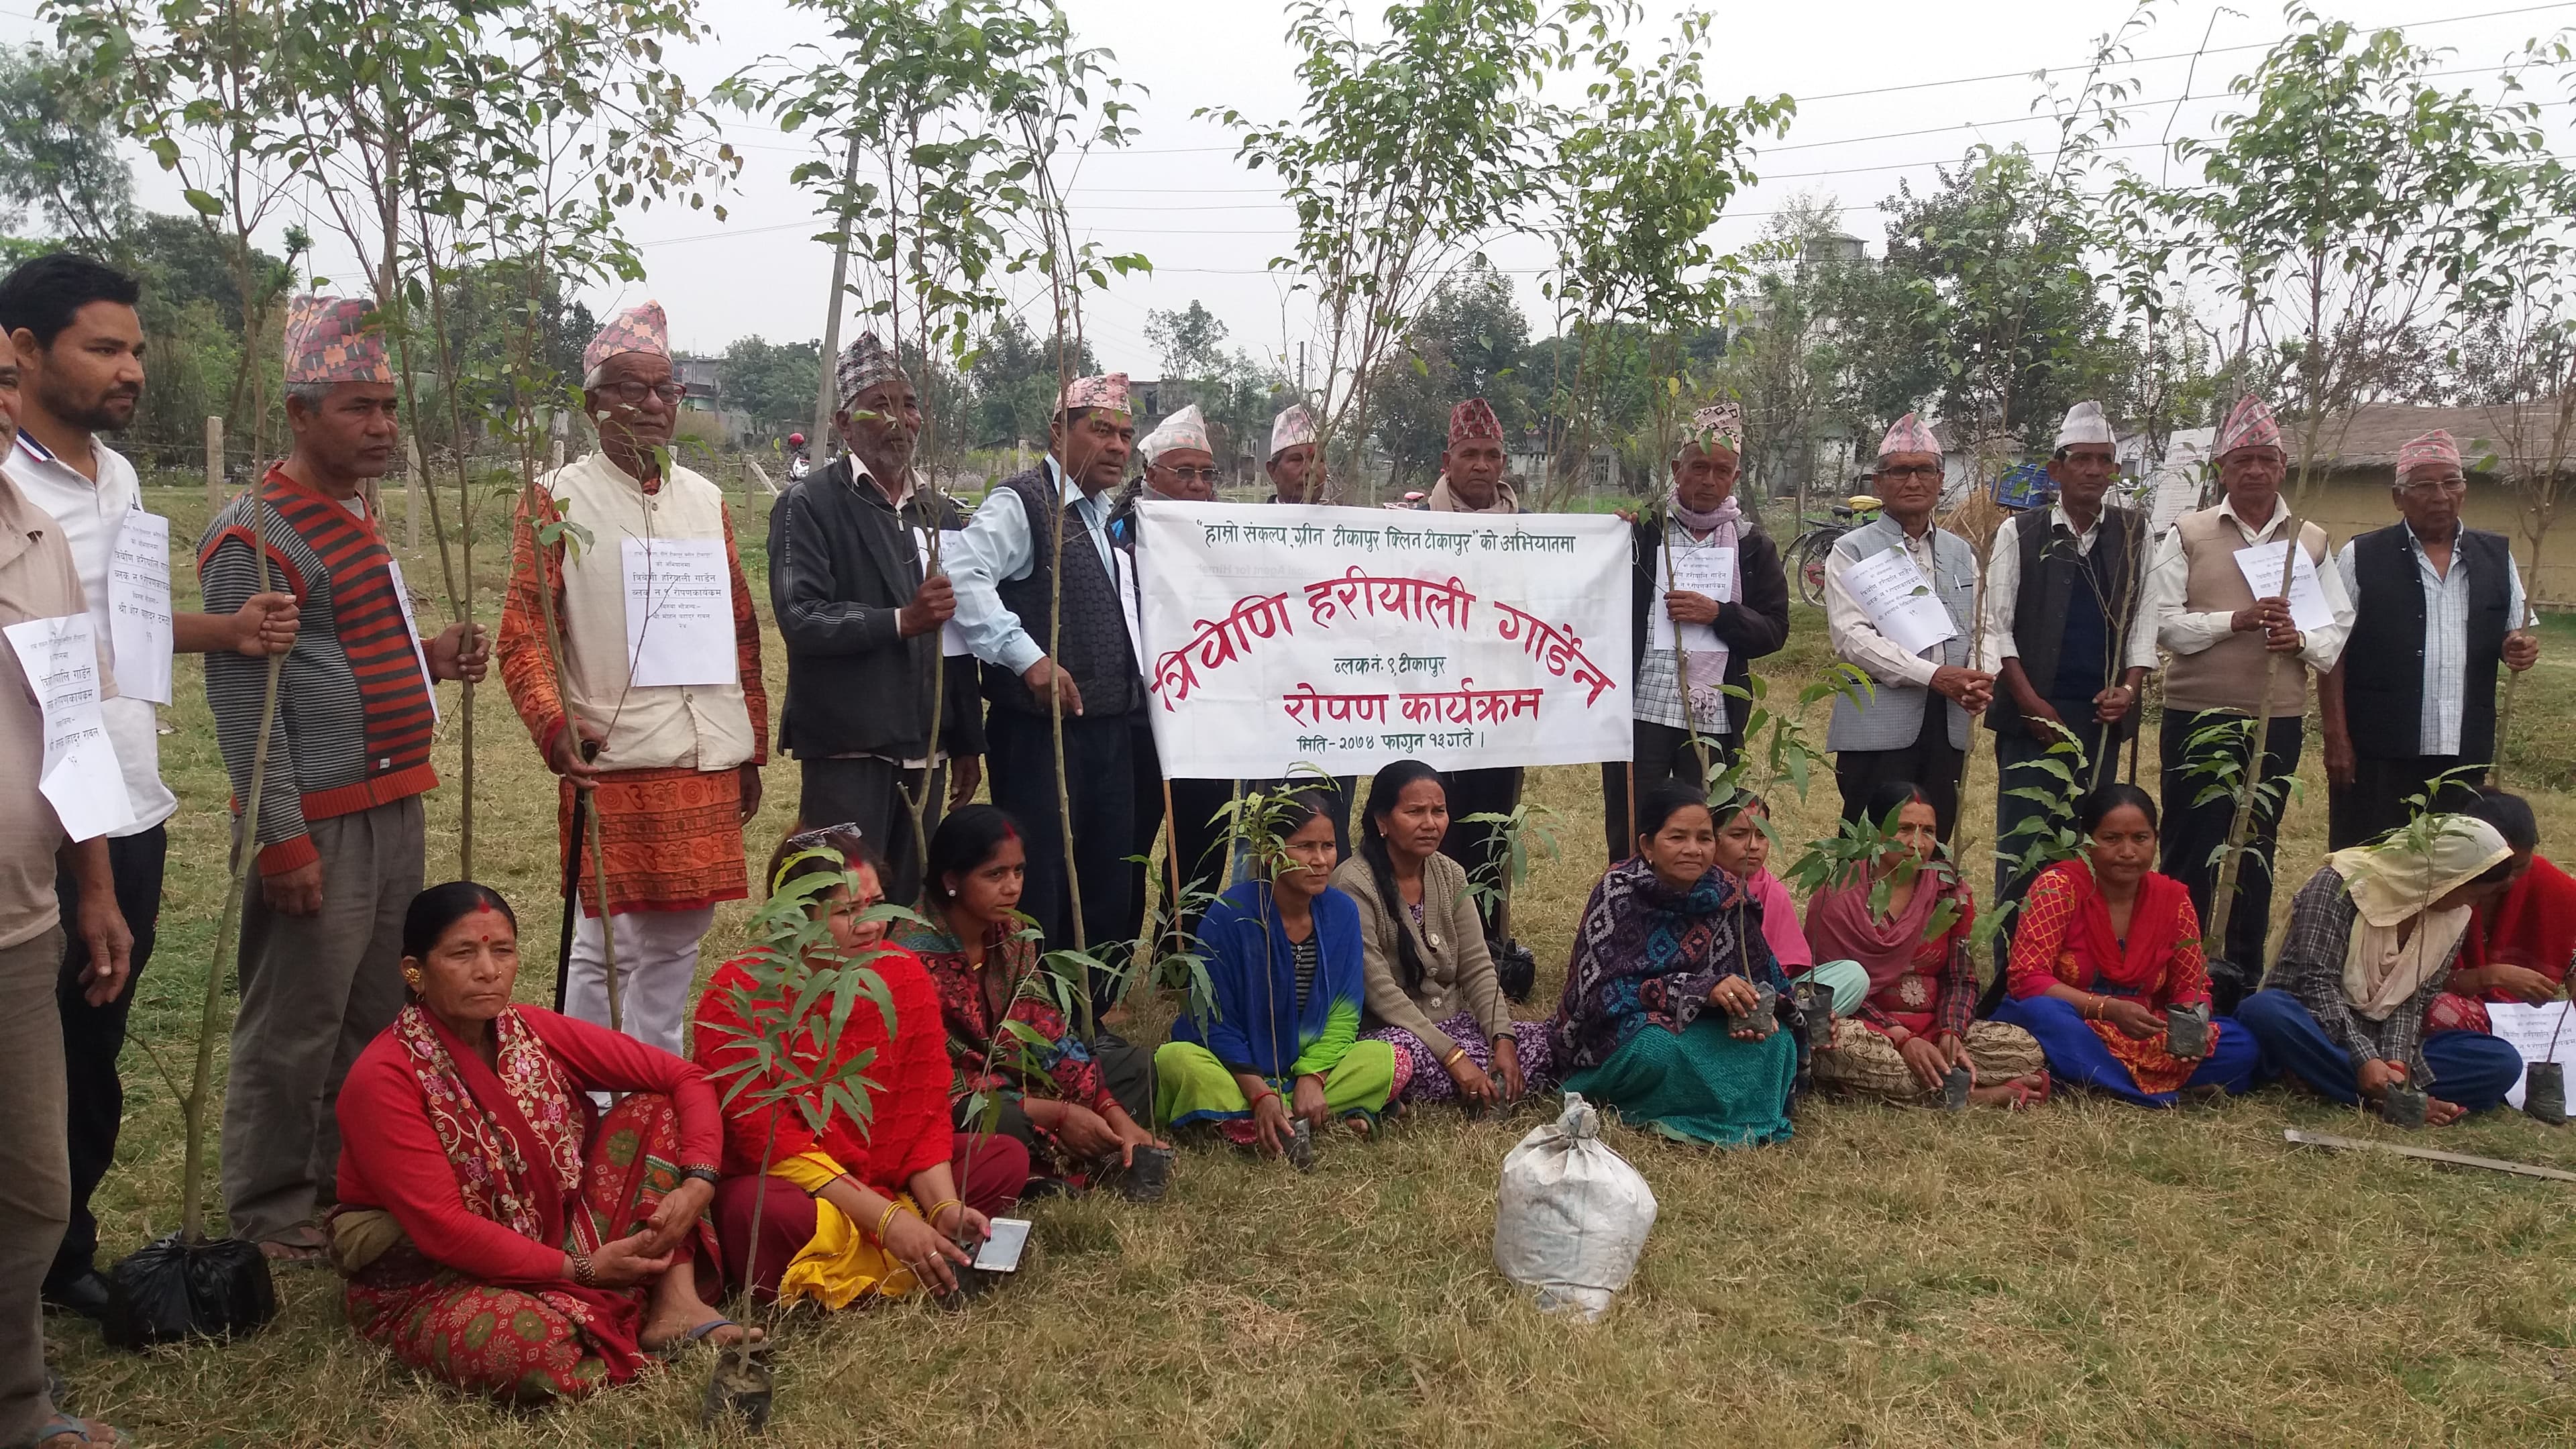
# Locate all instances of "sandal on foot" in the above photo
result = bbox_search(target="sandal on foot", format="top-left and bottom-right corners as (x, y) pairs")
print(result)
(654, 1318), (758, 1359)
(35, 1416), (129, 1448)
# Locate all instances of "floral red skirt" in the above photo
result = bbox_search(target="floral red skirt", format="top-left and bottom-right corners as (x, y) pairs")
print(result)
(338, 1093), (716, 1404)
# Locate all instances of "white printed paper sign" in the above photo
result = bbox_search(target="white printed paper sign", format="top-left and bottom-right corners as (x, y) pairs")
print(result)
(385, 557), (439, 724)
(3, 613), (133, 842)
(1648, 543), (1735, 653)
(622, 537), (738, 688)
(2232, 539), (2333, 635)
(107, 510), (173, 704)
(1134, 500), (1631, 777)
(1842, 545), (1958, 657)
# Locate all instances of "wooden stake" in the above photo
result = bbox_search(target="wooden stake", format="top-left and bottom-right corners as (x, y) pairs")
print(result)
(2284, 1128), (2576, 1184)
(205, 415), (225, 511)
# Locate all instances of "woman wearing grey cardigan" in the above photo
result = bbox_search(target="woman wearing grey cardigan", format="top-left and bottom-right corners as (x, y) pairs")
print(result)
(1331, 761), (1554, 1110)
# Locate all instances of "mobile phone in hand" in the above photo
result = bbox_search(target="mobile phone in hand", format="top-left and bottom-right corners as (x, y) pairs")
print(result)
(971, 1217), (1030, 1273)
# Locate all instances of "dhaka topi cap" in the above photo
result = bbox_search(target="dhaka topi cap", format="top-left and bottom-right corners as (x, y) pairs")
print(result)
(583, 300), (669, 384)
(282, 294), (392, 386)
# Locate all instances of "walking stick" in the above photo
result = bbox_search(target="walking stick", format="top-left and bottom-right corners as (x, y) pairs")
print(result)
(553, 786), (586, 1013)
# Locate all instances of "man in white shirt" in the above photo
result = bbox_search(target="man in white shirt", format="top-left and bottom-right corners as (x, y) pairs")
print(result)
(2143, 392), (2353, 988)
(0, 254), (296, 1321)
(1976, 401), (2157, 895)
(2320, 427), (2537, 848)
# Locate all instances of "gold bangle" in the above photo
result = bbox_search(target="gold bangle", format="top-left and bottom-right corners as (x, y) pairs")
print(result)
(924, 1197), (964, 1226)
(1441, 1046), (1468, 1069)
(873, 1200), (906, 1244)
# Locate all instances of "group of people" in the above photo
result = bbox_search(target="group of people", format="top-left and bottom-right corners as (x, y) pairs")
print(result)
(0, 248), (2567, 1444)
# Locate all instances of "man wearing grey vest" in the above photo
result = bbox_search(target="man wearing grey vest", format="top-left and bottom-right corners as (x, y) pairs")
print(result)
(1976, 401), (2155, 897)
(1824, 413), (1992, 843)
(949, 372), (1146, 965)
(2319, 427), (2537, 849)
(2144, 393), (2353, 985)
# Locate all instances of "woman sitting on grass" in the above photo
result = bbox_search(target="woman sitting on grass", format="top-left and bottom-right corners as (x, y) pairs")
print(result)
(1550, 784), (1798, 1146)
(1710, 791), (1868, 1020)
(1334, 759), (1554, 1112)
(2239, 814), (2528, 1123)
(1803, 782), (2049, 1108)
(1156, 789), (1397, 1157)
(692, 825), (1027, 1309)
(329, 883), (751, 1405)
(2422, 788), (2575, 1036)
(894, 805), (1165, 1187)
(1989, 785), (2260, 1106)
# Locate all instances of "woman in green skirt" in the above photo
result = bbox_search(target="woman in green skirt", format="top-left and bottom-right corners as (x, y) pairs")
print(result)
(1549, 784), (1797, 1146)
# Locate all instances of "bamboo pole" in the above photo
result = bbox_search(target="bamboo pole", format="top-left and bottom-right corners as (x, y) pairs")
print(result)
(205, 415), (225, 511)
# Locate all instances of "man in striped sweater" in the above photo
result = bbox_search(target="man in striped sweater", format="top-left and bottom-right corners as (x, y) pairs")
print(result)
(200, 296), (488, 1261)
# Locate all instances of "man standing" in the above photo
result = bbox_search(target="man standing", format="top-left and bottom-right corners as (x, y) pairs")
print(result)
(2322, 428), (2536, 849)
(498, 301), (766, 1056)
(1429, 398), (1525, 942)
(1603, 400), (1790, 858)
(205, 294), (487, 1260)
(0, 349), (134, 1449)
(949, 373), (1145, 961)
(1113, 404), (1232, 948)
(0, 254), (297, 1319)
(2146, 392), (2352, 981)
(1825, 413), (1992, 841)
(1264, 402), (1320, 504)
(1978, 400), (2155, 892)
(768, 332), (979, 907)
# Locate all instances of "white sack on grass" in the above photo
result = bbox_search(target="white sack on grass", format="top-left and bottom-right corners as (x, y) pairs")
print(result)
(1493, 1094), (1657, 1321)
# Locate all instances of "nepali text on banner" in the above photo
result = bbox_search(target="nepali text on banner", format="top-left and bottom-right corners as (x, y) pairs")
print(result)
(1134, 499), (1633, 778)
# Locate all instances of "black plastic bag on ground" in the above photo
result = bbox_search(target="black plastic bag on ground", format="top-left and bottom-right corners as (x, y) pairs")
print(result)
(2204, 957), (2257, 1018)
(100, 1234), (278, 1348)
(1495, 938), (1537, 1003)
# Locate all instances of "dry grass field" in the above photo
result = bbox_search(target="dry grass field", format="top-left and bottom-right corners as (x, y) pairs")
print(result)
(40, 486), (2576, 1446)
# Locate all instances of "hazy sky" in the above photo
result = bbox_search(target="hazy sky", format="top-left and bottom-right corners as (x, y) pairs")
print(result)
(7, 0), (2571, 370)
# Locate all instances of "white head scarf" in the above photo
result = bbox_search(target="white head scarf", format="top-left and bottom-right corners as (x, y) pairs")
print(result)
(2328, 816), (2512, 1020)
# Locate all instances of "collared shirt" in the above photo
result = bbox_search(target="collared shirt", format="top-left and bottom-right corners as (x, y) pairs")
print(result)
(1824, 523), (1947, 689)
(2334, 523), (2528, 757)
(949, 454), (1126, 677)
(1973, 503), (2159, 674)
(2146, 494), (2353, 669)
(5, 431), (176, 834)
(0, 466), (107, 947)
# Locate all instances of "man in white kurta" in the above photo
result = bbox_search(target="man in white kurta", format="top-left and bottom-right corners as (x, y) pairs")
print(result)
(496, 301), (767, 1057)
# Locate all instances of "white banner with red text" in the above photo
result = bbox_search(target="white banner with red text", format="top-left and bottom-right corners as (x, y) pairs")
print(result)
(1134, 499), (1632, 779)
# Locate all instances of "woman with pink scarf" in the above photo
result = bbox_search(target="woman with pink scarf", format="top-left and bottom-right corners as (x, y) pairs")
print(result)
(1803, 782), (2050, 1108)
(1601, 401), (1791, 861)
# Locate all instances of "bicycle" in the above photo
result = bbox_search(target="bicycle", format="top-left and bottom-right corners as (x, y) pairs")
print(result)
(1787, 494), (1883, 605)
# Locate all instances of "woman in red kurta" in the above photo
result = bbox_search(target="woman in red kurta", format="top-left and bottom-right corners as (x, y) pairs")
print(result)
(692, 826), (1027, 1307)
(2423, 791), (2575, 1034)
(331, 883), (751, 1405)
(1992, 785), (2263, 1106)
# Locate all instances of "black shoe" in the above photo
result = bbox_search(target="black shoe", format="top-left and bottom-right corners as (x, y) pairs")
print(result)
(42, 1270), (113, 1324)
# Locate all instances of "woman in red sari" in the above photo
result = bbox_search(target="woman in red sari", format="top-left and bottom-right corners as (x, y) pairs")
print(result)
(2424, 789), (2575, 1034)
(1991, 785), (2262, 1106)
(693, 825), (1028, 1308)
(330, 883), (751, 1405)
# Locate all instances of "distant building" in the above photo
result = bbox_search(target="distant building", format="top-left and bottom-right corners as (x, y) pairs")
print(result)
(669, 354), (744, 445)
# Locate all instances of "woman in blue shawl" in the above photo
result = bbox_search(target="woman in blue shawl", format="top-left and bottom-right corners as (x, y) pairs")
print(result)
(1155, 790), (1397, 1157)
(1551, 783), (1799, 1146)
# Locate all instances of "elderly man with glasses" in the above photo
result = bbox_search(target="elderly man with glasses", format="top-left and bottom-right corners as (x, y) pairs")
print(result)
(1823, 413), (1992, 842)
(496, 301), (767, 1057)
(2319, 428), (2537, 850)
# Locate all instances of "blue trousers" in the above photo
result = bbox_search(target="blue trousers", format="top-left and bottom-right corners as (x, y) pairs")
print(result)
(1992, 994), (2260, 1107)
(2236, 988), (2524, 1112)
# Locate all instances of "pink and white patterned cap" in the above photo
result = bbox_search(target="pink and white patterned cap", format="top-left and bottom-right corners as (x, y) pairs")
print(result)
(1140, 405), (1213, 465)
(1448, 398), (1504, 445)
(2214, 393), (2284, 458)
(1690, 400), (1743, 455)
(583, 301), (669, 380)
(2396, 428), (2463, 480)
(1876, 411), (1940, 460)
(1268, 403), (1318, 458)
(282, 294), (392, 385)
(1058, 372), (1131, 416)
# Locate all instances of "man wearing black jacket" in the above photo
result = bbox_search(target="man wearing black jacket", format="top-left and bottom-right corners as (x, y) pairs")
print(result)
(1601, 401), (1790, 860)
(769, 332), (983, 906)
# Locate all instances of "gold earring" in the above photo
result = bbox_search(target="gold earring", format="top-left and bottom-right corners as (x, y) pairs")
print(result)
(402, 971), (423, 989)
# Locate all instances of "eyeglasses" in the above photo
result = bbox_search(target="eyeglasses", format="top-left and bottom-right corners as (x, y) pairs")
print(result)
(2397, 477), (2467, 498)
(597, 379), (686, 407)
(1156, 465), (1224, 483)
(1876, 464), (1941, 482)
